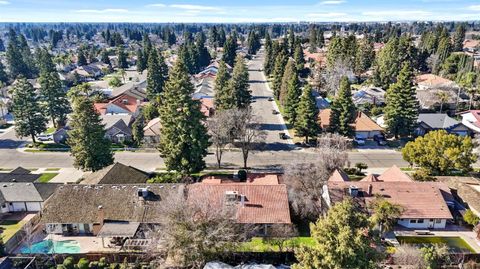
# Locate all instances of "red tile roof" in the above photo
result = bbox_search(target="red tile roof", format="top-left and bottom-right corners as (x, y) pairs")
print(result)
(202, 174), (280, 185)
(187, 183), (291, 224)
(328, 169), (350, 182)
(319, 109), (383, 132)
(94, 94), (141, 115)
(360, 174), (379, 182)
(199, 98), (214, 117)
(328, 181), (453, 219)
(377, 165), (413, 182)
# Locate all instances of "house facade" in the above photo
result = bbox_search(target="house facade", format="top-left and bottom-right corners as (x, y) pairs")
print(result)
(326, 166), (454, 229)
(416, 113), (470, 136)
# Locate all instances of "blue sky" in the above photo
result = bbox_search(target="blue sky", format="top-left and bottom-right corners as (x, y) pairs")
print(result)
(1, 0), (480, 22)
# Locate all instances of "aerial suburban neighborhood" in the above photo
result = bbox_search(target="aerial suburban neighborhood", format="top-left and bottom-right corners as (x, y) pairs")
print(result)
(0, 0), (480, 268)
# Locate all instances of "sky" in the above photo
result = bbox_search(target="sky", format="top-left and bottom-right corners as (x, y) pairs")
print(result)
(1, 0), (480, 23)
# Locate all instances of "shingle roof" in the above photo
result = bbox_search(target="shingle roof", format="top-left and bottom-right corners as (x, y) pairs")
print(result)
(377, 165), (413, 182)
(418, 113), (461, 130)
(328, 181), (453, 219)
(328, 169), (350, 182)
(319, 109), (383, 132)
(0, 167), (40, 183)
(360, 174), (379, 182)
(143, 118), (161, 137)
(41, 184), (186, 224)
(0, 183), (58, 202)
(81, 162), (149, 185)
(187, 184), (291, 224)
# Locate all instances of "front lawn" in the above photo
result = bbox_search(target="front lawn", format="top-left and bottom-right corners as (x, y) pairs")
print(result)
(0, 220), (25, 241)
(239, 237), (315, 252)
(37, 173), (58, 183)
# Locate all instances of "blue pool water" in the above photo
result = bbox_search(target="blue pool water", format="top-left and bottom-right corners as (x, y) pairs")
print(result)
(21, 239), (81, 254)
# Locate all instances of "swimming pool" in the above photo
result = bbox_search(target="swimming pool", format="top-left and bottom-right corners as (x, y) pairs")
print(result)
(21, 239), (81, 254)
(396, 236), (476, 253)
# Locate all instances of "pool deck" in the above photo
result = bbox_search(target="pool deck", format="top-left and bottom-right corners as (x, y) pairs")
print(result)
(392, 230), (480, 253)
(14, 233), (123, 254)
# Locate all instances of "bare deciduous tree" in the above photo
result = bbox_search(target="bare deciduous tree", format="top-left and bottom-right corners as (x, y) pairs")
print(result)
(232, 108), (267, 169)
(284, 133), (350, 220)
(393, 244), (426, 269)
(324, 59), (354, 96)
(149, 191), (252, 269)
(207, 110), (236, 168)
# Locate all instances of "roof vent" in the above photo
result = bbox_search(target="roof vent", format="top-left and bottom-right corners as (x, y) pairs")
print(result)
(137, 187), (149, 198)
(225, 191), (239, 204)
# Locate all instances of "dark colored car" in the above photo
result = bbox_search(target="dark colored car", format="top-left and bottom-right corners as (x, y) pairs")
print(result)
(373, 134), (387, 146)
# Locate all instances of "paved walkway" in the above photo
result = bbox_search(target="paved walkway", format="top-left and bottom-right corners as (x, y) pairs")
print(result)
(31, 168), (85, 183)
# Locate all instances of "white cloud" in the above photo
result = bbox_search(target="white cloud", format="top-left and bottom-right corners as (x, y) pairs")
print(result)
(75, 9), (129, 14)
(169, 4), (223, 11)
(146, 3), (166, 7)
(0, 1), (10, 5)
(306, 12), (348, 18)
(361, 10), (431, 18)
(468, 5), (480, 11)
(319, 1), (345, 5)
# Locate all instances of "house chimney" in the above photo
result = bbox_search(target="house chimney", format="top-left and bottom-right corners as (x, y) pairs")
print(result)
(97, 205), (104, 225)
(368, 184), (373, 196)
(240, 195), (246, 207)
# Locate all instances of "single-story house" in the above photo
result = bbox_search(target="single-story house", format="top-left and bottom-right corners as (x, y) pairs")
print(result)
(352, 86), (386, 106)
(326, 166), (454, 229)
(460, 110), (480, 134)
(0, 167), (40, 183)
(81, 162), (150, 185)
(94, 93), (142, 117)
(319, 109), (384, 139)
(41, 184), (186, 236)
(0, 182), (58, 213)
(415, 74), (468, 110)
(101, 114), (133, 143)
(193, 76), (215, 99)
(143, 118), (161, 146)
(416, 113), (470, 136)
(188, 174), (292, 236)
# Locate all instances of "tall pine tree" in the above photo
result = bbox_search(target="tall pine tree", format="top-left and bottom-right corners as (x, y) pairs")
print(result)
(11, 77), (47, 144)
(222, 35), (237, 67)
(158, 60), (210, 175)
(39, 70), (70, 128)
(146, 49), (168, 100)
(283, 63), (301, 122)
(67, 85), (114, 171)
(384, 62), (419, 138)
(329, 77), (355, 137)
(294, 85), (320, 143)
(136, 49), (147, 73)
(213, 60), (233, 111)
(229, 55), (251, 109)
(117, 46), (128, 69)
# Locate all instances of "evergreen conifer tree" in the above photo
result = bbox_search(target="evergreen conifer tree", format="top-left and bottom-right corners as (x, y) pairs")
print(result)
(283, 64), (301, 122)
(329, 77), (355, 137)
(67, 84), (114, 171)
(11, 77), (47, 144)
(384, 62), (419, 138)
(146, 49), (168, 100)
(213, 61), (233, 111)
(229, 55), (251, 109)
(39, 71), (70, 128)
(158, 60), (210, 175)
(294, 85), (320, 143)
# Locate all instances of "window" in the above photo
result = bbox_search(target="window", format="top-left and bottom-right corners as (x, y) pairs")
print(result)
(417, 219), (425, 224)
(410, 219), (417, 223)
(435, 219), (442, 223)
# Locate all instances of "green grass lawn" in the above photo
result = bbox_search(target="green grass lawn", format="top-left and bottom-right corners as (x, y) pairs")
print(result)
(45, 127), (56, 134)
(239, 237), (315, 252)
(396, 236), (476, 253)
(37, 173), (58, 183)
(45, 168), (61, 171)
(0, 220), (25, 242)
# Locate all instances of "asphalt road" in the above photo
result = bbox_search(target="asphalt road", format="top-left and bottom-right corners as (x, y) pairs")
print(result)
(0, 54), (411, 171)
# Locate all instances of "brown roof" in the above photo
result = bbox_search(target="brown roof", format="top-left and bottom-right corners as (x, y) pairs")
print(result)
(143, 118), (161, 137)
(41, 184), (185, 224)
(328, 181), (453, 219)
(187, 183), (291, 224)
(319, 109), (383, 132)
(360, 174), (379, 182)
(81, 162), (150, 185)
(328, 169), (350, 182)
(416, 74), (456, 88)
(202, 174), (280, 185)
(377, 165), (413, 182)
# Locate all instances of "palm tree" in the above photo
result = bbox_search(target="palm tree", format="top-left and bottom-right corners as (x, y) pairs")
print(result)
(436, 91), (450, 113)
(369, 196), (404, 235)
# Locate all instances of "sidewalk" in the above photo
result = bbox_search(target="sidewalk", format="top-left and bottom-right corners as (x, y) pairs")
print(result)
(31, 168), (84, 183)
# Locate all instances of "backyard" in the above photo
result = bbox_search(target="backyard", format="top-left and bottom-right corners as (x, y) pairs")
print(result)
(0, 219), (26, 242)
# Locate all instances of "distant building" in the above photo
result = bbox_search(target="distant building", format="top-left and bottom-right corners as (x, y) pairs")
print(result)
(318, 109), (384, 139)
(416, 113), (469, 136)
(352, 86), (386, 106)
(81, 162), (149, 185)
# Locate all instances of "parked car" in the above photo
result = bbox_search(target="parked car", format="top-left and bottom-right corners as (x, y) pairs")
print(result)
(279, 132), (288, 140)
(272, 110), (279, 115)
(37, 134), (53, 142)
(373, 134), (387, 146)
(354, 136), (366, 146)
(268, 97), (274, 101)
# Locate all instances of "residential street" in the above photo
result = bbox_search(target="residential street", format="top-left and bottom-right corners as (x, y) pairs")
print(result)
(0, 51), (414, 171)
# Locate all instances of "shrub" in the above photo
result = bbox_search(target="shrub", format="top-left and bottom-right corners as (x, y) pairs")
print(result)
(355, 162), (368, 174)
(148, 172), (183, 183)
(238, 169), (247, 181)
(412, 168), (435, 182)
(464, 209), (480, 226)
